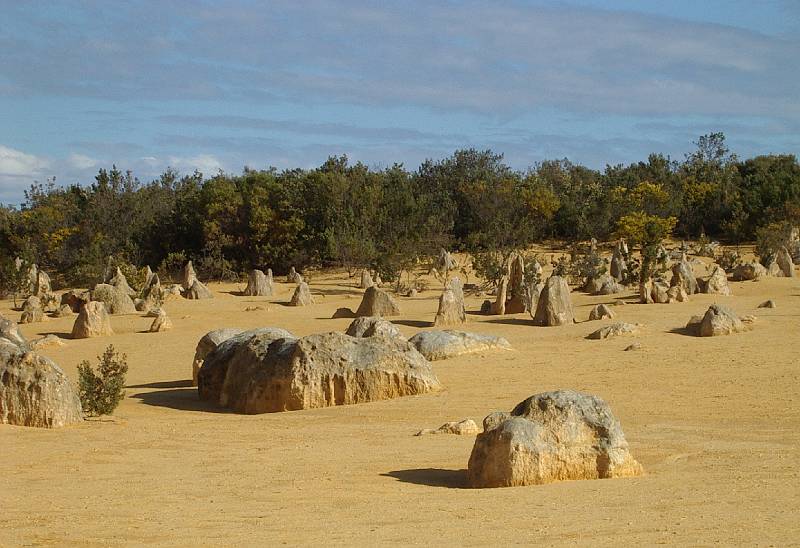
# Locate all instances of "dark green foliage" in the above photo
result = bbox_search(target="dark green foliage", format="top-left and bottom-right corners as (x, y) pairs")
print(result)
(0, 136), (798, 285)
(755, 221), (794, 266)
(77, 345), (128, 417)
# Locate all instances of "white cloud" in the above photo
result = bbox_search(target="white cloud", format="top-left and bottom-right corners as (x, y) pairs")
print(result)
(0, 144), (50, 177)
(68, 153), (99, 170)
(167, 154), (224, 175)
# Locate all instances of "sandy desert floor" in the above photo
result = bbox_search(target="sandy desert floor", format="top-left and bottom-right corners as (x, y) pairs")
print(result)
(1, 255), (799, 546)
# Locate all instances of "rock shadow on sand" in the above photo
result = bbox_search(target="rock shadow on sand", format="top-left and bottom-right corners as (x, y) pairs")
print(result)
(131, 387), (229, 413)
(382, 468), (469, 489)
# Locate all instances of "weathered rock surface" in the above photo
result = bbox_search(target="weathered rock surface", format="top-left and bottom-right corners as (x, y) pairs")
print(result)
(20, 296), (44, 324)
(199, 331), (440, 413)
(331, 307), (356, 319)
(408, 330), (512, 361)
(0, 343), (83, 428)
(433, 277), (466, 327)
(467, 390), (642, 488)
(289, 282), (314, 306)
(109, 267), (136, 296)
(192, 327), (250, 385)
(1, 318), (28, 348)
(61, 290), (90, 313)
(732, 261), (768, 281)
(184, 280), (213, 300)
(588, 304), (615, 321)
(587, 322), (639, 340)
(54, 304), (74, 317)
(244, 269), (274, 296)
(360, 270), (374, 289)
(666, 284), (690, 303)
(286, 267), (303, 284)
(30, 334), (66, 349)
(610, 241), (627, 281)
(694, 304), (747, 337)
(182, 261), (198, 290)
(416, 418), (480, 436)
(670, 260), (698, 295)
(356, 286), (400, 317)
(91, 283), (137, 314)
(532, 276), (574, 326)
(149, 310), (173, 332)
(345, 317), (404, 340)
(703, 265), (732, 295)
(772, 247), (795, 277)
(71, 301), (113, 339)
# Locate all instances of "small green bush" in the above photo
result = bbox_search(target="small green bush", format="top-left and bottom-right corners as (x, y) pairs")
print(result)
(77, 345), (128, 417)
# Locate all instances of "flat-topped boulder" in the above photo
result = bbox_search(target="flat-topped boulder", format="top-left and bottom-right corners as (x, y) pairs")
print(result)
(199, 331), (440, 414)
(0, 343), (83, 428)
(686, 304), (746, 337)
(408, 330), (512, 361)
(467, 390), (642, 488)
(345, 317), (404, 340)
(356, 286), (400, 317)
(71, 301), (113, 339)
(532, 276), (574, 326)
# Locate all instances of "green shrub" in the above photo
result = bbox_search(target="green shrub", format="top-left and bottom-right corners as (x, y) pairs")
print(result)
(755, 221), (793, 266)
(77, 345), (128, 417)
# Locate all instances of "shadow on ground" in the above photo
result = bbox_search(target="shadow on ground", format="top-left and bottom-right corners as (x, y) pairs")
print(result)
(484, 318), (535, 327)
(667, 326), (697, 337)
(131, 387), (228, 413)
(381, 468), (469, 489)
(392, 319), (432, 328)
(127, 379), (193, 389)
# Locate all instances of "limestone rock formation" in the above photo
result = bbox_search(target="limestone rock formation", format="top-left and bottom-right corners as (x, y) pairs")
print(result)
(192, 328), (248, 385)
(650, 281), (670, 304)
(91, 283), (137, 314)
(139, 273), (163, 311)
(286, 267), (303, 284)
(182, 261), (198, 291)
(670, 260), (698, 295)
(467, 390), (642, 487)
(416, 418), (480, 436)
(489, 276), (509, 315)
(331, 307), (356, 319)
(435, 248), (458, 273)
(184, 280), (213, 300)
(610, 241), (627, 281)
(30, 334), (66, 350)
(61, 290), (90, 313)
(772, 247), (795, 277)
(1, 318), (28, 348)
(355, 286), (400, 317)
(433, 277), (466, 327)
(0, 343), (83, 428)
(732, 261), (767, 281)
(408, 330), (512, 361)
(244, 269), (274, 296)
(587, 322), (638, 340)
(345, 317), (404, 340)
(588, 304), (615, 321)
(703, 265), (732, 295)
(20, 296), (44, 324)
(149, 309), (173, 332)
(199, 331), (440, 414)
(110, 267), (136, 296)
(359, 270), (374, 289)
(54, 304), (74, 317)
(695, 304), (746, 337)
(532, 276), (574, 326)
(666, 284), (690, 303)
(488, 253), (527, 314)
(71, 301), (113, 339)
(289, 282), (314, 306)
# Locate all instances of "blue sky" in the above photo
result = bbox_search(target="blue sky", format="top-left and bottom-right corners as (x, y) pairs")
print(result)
(1, 0), (798, 203)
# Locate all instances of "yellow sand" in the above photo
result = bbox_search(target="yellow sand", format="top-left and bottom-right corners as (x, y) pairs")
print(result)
(2, 265), (798, 546)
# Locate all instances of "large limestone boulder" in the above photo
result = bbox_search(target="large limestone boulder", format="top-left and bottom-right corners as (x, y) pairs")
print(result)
(360, 270), (374, 289)
(467, 390), (642, 488)
(61, 290), (90, 312)
(91, 283), (137, 314)
(532, 276), (574, 326)
(289, 282), (314, 306)
(139, 272), (163, 311)
(0, 343), (83, 428)
(670, 260), (698, 295)
(71, 301), (114, 339)
(610, 241), (627, 281)
(732, 261), (767, 281)
(356, 286), (400, 317)
(286, 267), (303, 284)
(408, 330), (512, 361)
(666, 284), (690, 303)
(345, 317), (404, 340)
(0, 318), (28, 348)
(199, 331), (440, 414)
(433, 277), (466, 327)
(182, 261), (198, 291)
(149, 309), (173, 332)
(703, 265), (732, 295)
(244, 269), (274, 296)
(693, 304), (746, 337)
(192, 328), (250, 385)
(184, 280), (213, 300)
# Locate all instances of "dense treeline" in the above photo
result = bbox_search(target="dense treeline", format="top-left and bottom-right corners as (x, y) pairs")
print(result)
(0, 133), (798, 287)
